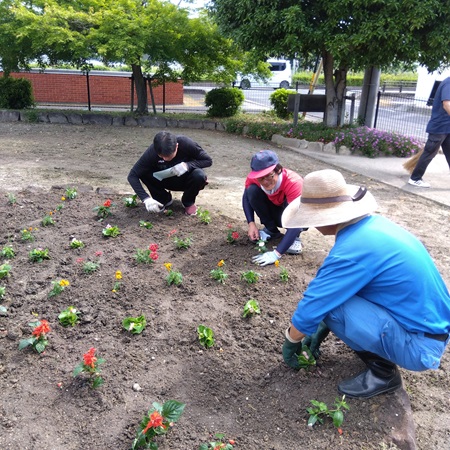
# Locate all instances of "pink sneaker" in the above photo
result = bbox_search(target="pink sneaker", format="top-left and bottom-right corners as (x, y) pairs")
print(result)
(184, 204), (197, 216)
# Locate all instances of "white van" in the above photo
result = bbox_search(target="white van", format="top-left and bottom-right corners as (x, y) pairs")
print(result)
(235, 59), (292, 89)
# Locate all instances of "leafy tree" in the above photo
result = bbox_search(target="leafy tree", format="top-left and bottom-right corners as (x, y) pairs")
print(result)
(1, 0), (245, 113)
(211, 0), (450, 126)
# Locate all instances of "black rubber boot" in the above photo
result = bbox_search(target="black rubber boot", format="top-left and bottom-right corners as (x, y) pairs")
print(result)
(337, 351), (402, 399)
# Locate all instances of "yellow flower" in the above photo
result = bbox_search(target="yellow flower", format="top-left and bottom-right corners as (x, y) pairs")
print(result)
(112, 289), (117, 293)
(61, 196), (66, 201)
(115, 270), (122, 280)
(59, 279), (70, 287)
(274, 260), (280, 267)
(164, 262), (172, 272)
(217, 260), (225, 267)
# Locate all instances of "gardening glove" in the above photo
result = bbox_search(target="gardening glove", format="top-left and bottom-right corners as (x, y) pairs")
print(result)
(252, 250), (281, 267)
(302, 321), (330, 359)
(172, 162), (188, 177)
(143, 197), (163, 213)
(282, 327), (303, 370)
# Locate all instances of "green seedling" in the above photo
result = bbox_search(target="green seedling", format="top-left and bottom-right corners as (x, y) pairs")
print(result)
(197, 325), (215, 348)
(58, 306), (80, 327)
(307, 395), (349, 429)
(122, 315), (147, 334)
(242, 299), (261, 318)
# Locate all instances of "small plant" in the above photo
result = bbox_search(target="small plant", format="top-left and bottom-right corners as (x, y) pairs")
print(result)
(297, 344), (317, 370)
(131, 400), (186, 450)
(19, 319), (51, 353)
(48, 279), (70, 298)
(82, 260), (100, 274)
(64, 187), (78, 199)
(226, 224), (239, 244)
(165, 263), (183, 286)
(0, 264), (11, 280)
(112, 270), (122, 292)
(7, 192), (16, 205)
(275, 260), (289, 282)
(164, 208), (174, 217)
(124, 194), (138, 207)
(70, 237), (85, 249)
(1, 245), (15, 259)
(21, 227), (36, 241)
(0, 286), (6, 299)
(240, 270), (260, 284)
(173, 236), (192, 249)
(56, 203), (64, 211)
(139, 220), (154, 229)
(58, 306), (80, 327)
(242, 299), (261, 318)
(41, 213), (55, 226)
(210, 259), (228, 284)
(205, 86), (244, 117)
(122, 315), (146, 334)
(255, 238), (267, 253)
(307, 395), (349, 429)
(197, 207), (211, 224)
(73, 347), (105, 388)
(93, 199), (114, 220)
(102, 224), (120, 237)
(134, 248), (158, 264)
(29, 248), (50, 263)
(197, 324), (215, 348)
(199, 433), (235, 450)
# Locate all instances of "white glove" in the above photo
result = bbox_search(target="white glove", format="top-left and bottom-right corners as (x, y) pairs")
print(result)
(172, 162), (188, 177)
(252, 250), (281, 266)
(143, 197), (163, 213)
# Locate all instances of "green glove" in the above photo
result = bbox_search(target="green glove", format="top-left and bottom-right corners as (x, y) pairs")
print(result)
(302, 321), (330, 359)
(282, 328), (303, 369)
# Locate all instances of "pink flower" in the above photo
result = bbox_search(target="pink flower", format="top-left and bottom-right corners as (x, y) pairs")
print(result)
(150, 252), (159, 261)
(231, 231), (239, 240)
(95, 251), (103, 257)
(76, 257), (84, 264)
(168, 229), (177, 237)
(149, 243), (159, 252)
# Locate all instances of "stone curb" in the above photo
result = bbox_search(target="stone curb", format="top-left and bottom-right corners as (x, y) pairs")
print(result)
(0, 109), (227, 131)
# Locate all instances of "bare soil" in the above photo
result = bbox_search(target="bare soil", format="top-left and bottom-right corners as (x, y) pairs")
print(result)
(0, 122), (449, 450)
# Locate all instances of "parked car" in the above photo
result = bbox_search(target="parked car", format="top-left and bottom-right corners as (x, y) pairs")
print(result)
(235, 59), (292, 89)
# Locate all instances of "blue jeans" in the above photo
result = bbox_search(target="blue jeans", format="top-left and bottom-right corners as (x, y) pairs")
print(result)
(324, 295), (448, 371)
(410, 133), (450, 180)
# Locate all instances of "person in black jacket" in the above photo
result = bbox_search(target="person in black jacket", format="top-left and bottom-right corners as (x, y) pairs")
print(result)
(128, 131), (212, 216)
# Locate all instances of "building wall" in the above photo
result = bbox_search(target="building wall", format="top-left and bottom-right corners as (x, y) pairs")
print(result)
(2, 70), (184, 106)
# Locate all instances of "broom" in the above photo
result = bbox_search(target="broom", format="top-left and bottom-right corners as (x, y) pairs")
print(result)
(402, 148), (424, 174)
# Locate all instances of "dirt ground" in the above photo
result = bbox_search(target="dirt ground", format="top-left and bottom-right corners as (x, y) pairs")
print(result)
(0, 122), (449, 450)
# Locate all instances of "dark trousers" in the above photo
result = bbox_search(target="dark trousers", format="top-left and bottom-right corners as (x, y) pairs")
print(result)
(246, 184), (284, 232)
(411, 133), (450, 180)
(142, 169), (207, 207)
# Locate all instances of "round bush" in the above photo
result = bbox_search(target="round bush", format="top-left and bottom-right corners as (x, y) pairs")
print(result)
(269, 88), (297, 119)
(205, 87), (244, 118)
(0, 77), (34, 109)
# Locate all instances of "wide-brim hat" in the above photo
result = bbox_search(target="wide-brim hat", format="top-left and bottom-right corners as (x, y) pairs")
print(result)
(282, 169), (378, 228)
(248, 150), (279, 179)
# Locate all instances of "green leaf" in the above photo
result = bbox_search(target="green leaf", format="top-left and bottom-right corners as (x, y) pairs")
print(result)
(18, 337), (34, 350)
(73, 363), (84, 377)
(34, 340), (46, 353)
(161, 400), (186, 423)
(122, 315), (147, 334)
(198, 445), (208, 450)
(307, 414), (318, 427)
(332, 410), (344, 428)
(0, 305), (8, 316)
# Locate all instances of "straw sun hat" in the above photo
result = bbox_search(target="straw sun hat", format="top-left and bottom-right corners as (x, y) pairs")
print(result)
(282, 169), (378, 228)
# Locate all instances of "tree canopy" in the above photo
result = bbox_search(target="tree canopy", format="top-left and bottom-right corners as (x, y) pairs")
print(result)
(0, 0), (244, 113)
(211, 0), (450, 125)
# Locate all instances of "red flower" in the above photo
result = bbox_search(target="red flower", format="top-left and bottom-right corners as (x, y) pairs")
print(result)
(231, 231), (239, 240)
(95, 251), (103, 257)
(150, 252), (159, 261)
(142, 411), (166, 434)
(83, 347), (97, 369)
(103, 199), (111, 207)
(32, 319), (51, 337)
(76, 257), (84, 264)
(168, 229), (177, 237)
(149, 243), (159, 252)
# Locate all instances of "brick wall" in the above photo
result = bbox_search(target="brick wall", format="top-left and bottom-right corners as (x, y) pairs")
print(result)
(2, 70), (183, 106)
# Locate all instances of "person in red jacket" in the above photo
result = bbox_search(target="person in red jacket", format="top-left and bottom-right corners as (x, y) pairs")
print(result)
(242, 150), (306, 266)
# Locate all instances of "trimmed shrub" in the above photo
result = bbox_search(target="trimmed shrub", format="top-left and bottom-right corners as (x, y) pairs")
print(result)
(205, 87), (244, 117)
(0, 76), (35, 109)
(269, 88), (296, 119)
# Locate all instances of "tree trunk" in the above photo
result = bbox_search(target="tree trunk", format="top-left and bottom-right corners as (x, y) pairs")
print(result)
(358, 66), (381, 127)
(322, 51), (347, 126)
(131, 64), (148, 114)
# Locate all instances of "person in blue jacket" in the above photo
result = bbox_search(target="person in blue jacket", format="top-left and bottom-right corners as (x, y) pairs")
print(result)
(281, 169), (450, 398)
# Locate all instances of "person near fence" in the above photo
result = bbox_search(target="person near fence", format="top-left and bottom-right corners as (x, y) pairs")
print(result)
(409, 76), (450, 188)
(127, 131), (212, 216)
(281, 169), (450, 398)
(243, 150), (306, 267)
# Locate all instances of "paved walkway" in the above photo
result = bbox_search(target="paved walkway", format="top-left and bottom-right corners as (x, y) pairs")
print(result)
(288, 147), (450, 208)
